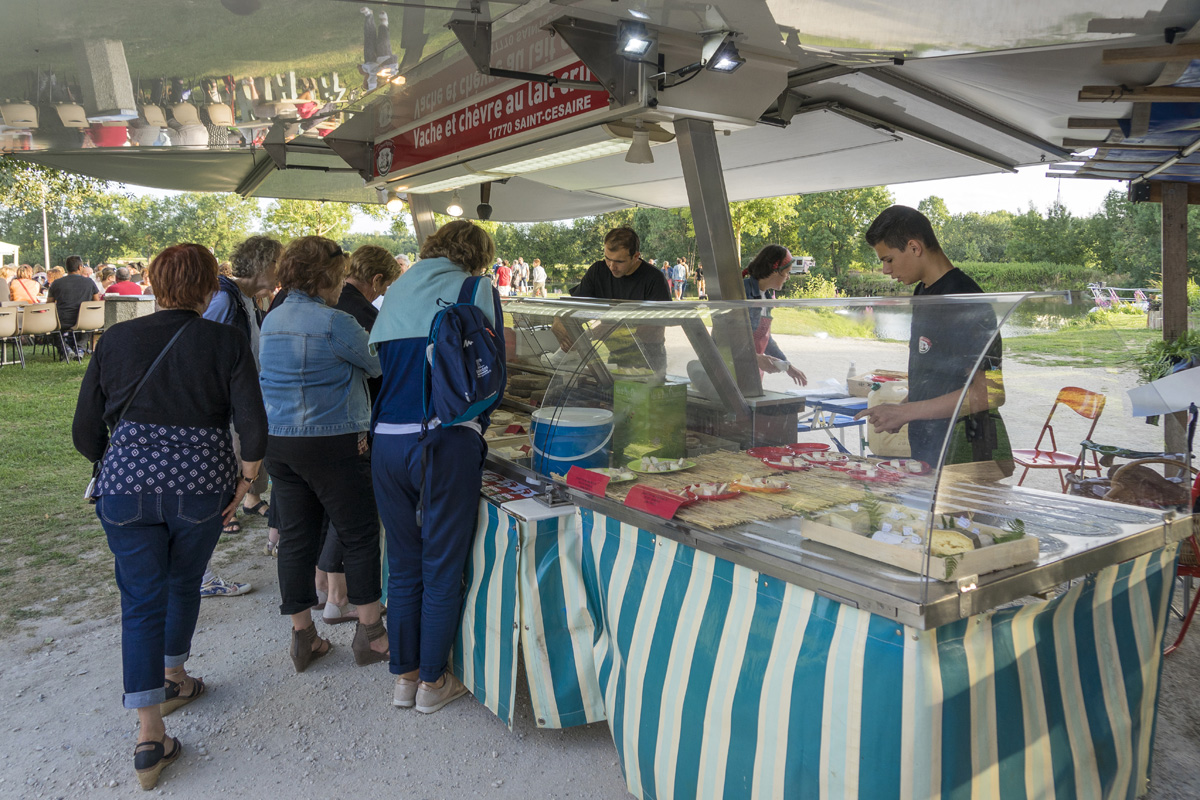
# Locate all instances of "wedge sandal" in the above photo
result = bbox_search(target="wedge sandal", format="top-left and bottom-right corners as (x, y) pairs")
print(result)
(134, 735), (181, 790)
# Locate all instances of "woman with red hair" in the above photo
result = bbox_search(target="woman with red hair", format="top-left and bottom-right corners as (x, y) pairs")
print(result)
(72, 243), (267, 790)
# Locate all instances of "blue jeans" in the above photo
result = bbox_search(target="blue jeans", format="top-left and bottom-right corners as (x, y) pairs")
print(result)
(373, 427), (484, 682)
(98, 492), (227, 709)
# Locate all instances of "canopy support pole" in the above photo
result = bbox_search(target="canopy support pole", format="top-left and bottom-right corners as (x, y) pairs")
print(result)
(675, 117), (762, 398)
(1161, 181), (1189, 460)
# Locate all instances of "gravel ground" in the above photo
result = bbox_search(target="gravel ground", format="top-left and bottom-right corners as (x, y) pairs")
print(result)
(2, 330), (1195, 798)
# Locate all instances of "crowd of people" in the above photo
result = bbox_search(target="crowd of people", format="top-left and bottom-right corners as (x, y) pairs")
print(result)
(63, 205), (993, 790)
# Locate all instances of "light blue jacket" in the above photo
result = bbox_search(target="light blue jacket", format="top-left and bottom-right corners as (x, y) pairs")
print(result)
(259, 291), (381, 436)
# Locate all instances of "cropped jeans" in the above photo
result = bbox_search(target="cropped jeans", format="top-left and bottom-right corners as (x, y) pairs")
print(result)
(98, 492), (227, 709)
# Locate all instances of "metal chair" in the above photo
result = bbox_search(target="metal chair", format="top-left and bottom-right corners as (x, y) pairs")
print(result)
(72, 300), (105, 355)
(1012, 386), (1106, 491)
(20, 303), (77, 363)
(0, 307), (23, 368)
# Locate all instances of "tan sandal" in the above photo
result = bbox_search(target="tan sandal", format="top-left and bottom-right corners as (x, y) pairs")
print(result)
(290, 624), (331, 673)
(160, 674), (205, 716)
(134, 735), (181, 790)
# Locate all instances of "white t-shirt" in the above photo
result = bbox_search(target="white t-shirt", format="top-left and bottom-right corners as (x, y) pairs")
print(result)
(531, 265), (546, 283)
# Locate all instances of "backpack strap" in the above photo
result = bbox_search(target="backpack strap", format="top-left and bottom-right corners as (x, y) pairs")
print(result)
(456, 275), (482, 305)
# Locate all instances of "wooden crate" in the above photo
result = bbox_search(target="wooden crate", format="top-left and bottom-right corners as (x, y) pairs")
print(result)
(798, 518), (1039, 581)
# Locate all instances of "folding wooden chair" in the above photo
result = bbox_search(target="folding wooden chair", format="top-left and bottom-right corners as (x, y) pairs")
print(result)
(1012, 387), (1106, 491)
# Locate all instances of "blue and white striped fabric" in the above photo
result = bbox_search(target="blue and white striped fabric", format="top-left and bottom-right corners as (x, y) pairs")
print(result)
(577, 508), (1178, 800)
(453, 500), (606, 729)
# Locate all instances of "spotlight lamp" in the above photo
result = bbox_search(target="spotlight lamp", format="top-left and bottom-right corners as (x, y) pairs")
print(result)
(446, 190), (464, 217)
(702, 32), (745, 73)
(625, 122), (653, 165)
(385, 190), (404, 213)
(618, 20), (654, 58)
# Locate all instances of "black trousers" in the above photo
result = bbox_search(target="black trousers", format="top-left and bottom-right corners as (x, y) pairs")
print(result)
(266, 434), (381, 616)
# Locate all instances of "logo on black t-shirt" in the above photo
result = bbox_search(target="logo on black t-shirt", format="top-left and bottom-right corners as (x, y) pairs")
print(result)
(918, 336), (931, 354)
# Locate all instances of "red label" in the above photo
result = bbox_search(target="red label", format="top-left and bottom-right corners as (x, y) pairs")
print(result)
(505, 424), (526, 435)
(373, 61), (608, 177)
(624, 486), (688, 519)
(566, 466), (611, 497)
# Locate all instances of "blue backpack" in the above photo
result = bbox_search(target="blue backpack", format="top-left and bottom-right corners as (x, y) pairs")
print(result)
(421, 276), (506, 434)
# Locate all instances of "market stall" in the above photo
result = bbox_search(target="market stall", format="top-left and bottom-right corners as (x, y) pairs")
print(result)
(450, 290), (1193, 799)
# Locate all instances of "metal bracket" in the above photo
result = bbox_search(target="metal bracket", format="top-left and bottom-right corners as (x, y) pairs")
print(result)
(957, 574), (980, 618)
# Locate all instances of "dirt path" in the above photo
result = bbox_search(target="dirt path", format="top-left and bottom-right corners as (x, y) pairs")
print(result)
(3, 331), (1197, 797)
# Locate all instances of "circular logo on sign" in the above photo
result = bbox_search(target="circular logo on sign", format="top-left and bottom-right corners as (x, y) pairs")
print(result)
(377, 98), (393, 130)
(918, 336), (932, 354)
(374, 140), (394, 177)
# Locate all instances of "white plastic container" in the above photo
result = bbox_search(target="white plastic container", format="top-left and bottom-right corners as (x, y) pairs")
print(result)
(866, 380), (911, 458)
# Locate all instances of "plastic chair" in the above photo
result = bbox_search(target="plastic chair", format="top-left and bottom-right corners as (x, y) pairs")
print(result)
(20, 303), (76, 363)
(0, 308), (23, 368)
(1012, 387), (1106, 491)
(73, 300), (105, 355)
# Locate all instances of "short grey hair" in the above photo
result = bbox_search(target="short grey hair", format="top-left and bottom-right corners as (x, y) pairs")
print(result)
(230, 236), (283, 279)
(115, 266), (131, 281)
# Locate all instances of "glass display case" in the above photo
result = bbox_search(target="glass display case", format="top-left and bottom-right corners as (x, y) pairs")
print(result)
(489, 293), (1194, 628)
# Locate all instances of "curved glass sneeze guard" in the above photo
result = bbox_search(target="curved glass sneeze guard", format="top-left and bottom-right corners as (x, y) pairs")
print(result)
(499, 293), (1188, 616)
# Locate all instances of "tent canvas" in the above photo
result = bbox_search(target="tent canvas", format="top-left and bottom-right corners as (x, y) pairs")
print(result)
(0, 241), (17, 268)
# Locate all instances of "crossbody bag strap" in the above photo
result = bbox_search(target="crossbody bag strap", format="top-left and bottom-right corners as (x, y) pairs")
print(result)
(115, 317), (196, 424)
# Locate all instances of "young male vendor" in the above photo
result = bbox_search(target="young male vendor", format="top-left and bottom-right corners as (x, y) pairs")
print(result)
(552, 227), (671, 369)
(855, 206), (1012, 473)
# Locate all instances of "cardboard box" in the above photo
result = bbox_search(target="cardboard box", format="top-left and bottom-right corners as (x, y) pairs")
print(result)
(848, 369), (907, 397)
(612, 379), (687, 464)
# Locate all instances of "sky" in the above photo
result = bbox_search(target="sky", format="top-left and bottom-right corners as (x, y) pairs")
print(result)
(888, 164), (1118, 218)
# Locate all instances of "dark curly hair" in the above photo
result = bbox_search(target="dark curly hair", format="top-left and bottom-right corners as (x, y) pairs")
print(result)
(230, 235), (283, 279)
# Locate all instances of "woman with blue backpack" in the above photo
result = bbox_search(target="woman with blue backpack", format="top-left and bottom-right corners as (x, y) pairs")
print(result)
(369, 220), (506, 714)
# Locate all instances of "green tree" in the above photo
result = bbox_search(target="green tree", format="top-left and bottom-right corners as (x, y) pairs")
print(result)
(791, 187), (894, 278)
(264, 199), (354, 242)
(0, 157), (105, 266)
(917, 196), (951, 234)
(729, 197), (797, 262)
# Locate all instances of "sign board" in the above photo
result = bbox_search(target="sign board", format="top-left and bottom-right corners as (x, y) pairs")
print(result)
(372, 61), (608, 178)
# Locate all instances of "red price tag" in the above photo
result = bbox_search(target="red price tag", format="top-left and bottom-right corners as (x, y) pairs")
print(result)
(624, 485), (689, 519)
(566, 466), (611, 497)
(505, 424), (526, 435)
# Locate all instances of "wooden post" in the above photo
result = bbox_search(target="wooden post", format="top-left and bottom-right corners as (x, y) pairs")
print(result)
(1160, 182), (1189, 457)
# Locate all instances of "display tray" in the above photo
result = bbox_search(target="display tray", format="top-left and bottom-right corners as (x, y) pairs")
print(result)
(797, 517), (1040, 581)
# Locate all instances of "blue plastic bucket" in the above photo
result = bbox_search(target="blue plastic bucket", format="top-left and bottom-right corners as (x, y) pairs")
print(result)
(530, 407), (613, 476)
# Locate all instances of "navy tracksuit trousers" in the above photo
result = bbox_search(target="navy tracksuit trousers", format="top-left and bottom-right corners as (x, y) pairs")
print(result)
(372, 426), (485, 682)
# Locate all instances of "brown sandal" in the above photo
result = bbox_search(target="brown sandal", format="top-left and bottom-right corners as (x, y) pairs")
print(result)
(290, 624), (331, 673)
(351, 619), (389, 666)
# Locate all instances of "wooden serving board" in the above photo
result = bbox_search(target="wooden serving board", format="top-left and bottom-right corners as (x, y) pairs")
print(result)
(797, 519), (1040, 582)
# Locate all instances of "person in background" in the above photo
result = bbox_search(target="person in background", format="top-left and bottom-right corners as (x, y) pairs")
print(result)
(9, 264), (41, 303)
(495, 258), (512, 297)
(205, 236), (279, 533)
(81, 264), (103, 293)
(370, 220), (504, 714)
(99, 266), (117, 291)
(743, 244), (808, 386)
(46, 265), (65, 286)
(530, 258), (547, 297)
(0, 265), (12, 300)
(48, 255), (100, 359)
(72, 243), (267, 790)
(696, 262), (707, 300)
(315, 244), (401, 624)
(259, 236), (388, 673)
(375, 254), (410, 310)
(855, 205), (1011, 472)
(218, 261), (234, 277)
(105, 266), (146, 296)
(671, 257), (689, 300)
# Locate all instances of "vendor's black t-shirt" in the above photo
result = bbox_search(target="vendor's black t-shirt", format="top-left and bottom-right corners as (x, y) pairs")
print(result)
(48, 273), (98, 328)
(570, 260), (671, 301)
(907, 268), (1003, 466)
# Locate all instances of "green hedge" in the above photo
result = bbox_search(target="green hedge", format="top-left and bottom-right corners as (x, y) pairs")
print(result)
(837, 262), (1114, 297)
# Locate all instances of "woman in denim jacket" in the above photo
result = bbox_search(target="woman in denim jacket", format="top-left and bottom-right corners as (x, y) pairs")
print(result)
(258, 236), (388, 672)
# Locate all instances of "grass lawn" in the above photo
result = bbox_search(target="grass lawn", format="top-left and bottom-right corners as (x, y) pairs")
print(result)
(1005, 313), (1160, 369)
(0, 350), (262, 639)
(771, 307), (878, 339)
